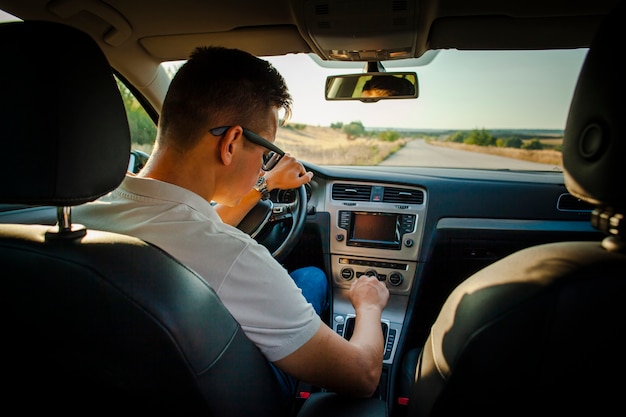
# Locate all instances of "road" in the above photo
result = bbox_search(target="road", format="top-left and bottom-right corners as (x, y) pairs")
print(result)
(379, 139), (560, 170)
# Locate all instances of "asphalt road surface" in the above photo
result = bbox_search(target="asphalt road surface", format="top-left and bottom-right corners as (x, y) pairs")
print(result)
(380, 139), (560, 170)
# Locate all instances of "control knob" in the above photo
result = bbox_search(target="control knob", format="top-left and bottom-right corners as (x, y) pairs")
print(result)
(364, 269), (378, 279)
(340, 268), (355, 280)
(388, 272), (404, 286)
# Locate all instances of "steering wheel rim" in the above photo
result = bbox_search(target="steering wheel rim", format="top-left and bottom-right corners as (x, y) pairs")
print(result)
(236, 184), (307, 262)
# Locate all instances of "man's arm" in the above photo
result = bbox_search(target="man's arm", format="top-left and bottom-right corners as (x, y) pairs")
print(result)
(215, 153), (313, 226)
(274, 275), (390, 397)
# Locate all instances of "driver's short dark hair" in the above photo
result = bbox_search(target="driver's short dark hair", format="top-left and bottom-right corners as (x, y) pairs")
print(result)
(158, 46), (293, 151)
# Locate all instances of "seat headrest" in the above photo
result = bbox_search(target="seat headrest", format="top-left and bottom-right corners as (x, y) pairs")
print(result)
(0, 20), (130, 206)
(563, 2), (626, 210)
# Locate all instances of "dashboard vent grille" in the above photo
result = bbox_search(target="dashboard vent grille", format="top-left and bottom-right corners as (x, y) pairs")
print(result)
(383, 187), (424, 204)
(557, 193), (594, 212)
(332, 183), (372, 201)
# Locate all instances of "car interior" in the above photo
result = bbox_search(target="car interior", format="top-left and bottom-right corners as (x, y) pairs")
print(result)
(1, 0), (624, 416)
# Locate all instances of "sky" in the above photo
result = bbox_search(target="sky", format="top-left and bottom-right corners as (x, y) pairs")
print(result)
(265, 49), (588, 131)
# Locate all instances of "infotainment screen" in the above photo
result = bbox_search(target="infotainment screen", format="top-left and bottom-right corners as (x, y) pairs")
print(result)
(348, 211), (401, 249)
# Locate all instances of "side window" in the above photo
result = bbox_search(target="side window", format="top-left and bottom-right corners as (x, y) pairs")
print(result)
(114, 76), (156, 173)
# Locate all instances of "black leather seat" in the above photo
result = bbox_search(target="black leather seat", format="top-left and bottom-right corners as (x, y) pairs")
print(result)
(0, 20), (290, 416)
(406, 2), (626, 416)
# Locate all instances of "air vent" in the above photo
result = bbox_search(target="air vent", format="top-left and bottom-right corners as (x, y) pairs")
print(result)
(332, 183), (372, 201)
(383, 187), (424, 204)
(557, 193), (593, 212)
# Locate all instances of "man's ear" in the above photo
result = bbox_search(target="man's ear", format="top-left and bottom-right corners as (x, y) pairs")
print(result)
(218, 126), (244, 166)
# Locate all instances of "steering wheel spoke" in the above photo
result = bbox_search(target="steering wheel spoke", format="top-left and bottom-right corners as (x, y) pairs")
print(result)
(270, 202), (296, 223)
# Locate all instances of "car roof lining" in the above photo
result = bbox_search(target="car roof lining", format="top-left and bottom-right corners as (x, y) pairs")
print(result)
(2, 0), (620, 57)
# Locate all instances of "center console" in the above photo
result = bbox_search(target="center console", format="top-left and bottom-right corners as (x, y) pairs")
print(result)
(324, 181), (427, 364)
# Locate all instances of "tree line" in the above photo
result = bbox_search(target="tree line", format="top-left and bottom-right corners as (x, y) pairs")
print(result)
(331, 121), (561, 151)
(445, 128), (556, 151)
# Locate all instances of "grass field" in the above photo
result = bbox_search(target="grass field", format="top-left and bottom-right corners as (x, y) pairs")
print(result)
(427, 140), (563, 167)
(274, 125), (409, 165)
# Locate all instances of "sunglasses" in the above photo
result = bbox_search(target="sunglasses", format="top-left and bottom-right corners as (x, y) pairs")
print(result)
(209, 126), (285, 171)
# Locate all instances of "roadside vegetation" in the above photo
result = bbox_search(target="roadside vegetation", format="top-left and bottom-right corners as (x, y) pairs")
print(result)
(425, 128), (563, 167)
(276, 122), (408, 165)
(426, 139), (563, 166)
(276, 122), (563, 167)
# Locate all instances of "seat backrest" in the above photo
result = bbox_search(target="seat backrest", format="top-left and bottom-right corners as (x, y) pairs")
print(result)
(407, 3), (626, 416)
(0, 20), (289, 416)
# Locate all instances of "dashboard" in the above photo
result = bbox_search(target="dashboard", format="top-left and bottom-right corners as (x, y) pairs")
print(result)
(291, 163), (603, 371)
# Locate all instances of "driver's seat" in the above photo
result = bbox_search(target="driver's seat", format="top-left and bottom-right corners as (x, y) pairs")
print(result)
(0, 20), (290, 416)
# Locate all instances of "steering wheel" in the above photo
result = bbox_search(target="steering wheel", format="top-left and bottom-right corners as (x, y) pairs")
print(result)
(236, 184), (307, 262)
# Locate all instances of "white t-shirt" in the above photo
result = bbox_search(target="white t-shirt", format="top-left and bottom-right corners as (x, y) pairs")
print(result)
(73, 174), (321, 362)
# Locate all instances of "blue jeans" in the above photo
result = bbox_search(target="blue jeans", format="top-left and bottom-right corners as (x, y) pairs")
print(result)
(272, 266), (329, 401)
(290, 266), (329, 316)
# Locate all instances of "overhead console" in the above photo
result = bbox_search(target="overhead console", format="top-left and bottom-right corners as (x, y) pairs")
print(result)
(294, 0), (421, 61)
(325, 181), (427, 364)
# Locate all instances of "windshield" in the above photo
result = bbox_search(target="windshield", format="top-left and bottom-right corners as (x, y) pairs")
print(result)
(166, 48), (587, 171)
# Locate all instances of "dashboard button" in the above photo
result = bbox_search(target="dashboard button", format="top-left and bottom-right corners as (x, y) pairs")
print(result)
(340, 267), (355, 280)
(388, 272), (404, 286)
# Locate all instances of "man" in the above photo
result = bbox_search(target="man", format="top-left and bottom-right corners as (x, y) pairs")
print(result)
(361, 75), (415, 98)
(74, 46), (389, 398)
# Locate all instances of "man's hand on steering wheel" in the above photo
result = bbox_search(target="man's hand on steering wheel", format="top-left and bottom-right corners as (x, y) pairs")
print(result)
(262, 153), (313, 192)
(214, 153), (312, 228)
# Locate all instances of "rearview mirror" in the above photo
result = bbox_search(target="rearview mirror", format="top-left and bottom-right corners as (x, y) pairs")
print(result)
(325, 72), (418, 102)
